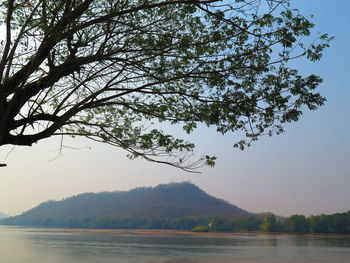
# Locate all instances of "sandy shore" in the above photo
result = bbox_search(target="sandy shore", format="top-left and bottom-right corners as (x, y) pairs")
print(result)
(60, 229), (350, 238)
(61, 229), (223, 236)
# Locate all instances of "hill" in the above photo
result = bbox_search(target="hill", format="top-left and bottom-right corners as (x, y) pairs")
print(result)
(0, 182), (249, 229)
(0, 212), (9, 219)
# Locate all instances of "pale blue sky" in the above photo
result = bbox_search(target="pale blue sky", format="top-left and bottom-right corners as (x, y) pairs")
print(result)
(0, 0), (349, 217)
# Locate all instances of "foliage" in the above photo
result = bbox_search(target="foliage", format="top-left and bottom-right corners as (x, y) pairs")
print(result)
(308, 212), (350, 234)
(191, 226), (209, 232)
(204, 212), (350, 234)
(231, 216), (263, 232)
(287, 214), (309, 233)
(0, 0), (331, 169)
(260, 213), (277, 232)
(208, 216), (238, 232)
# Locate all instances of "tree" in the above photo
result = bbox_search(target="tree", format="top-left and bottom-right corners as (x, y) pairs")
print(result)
(287, 214), (309, 233)
(260, 213), (277, 232)
(0, 0), (331, 170)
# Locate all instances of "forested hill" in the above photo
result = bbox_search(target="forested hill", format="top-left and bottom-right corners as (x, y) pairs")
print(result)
(0, 182), (249, 229)
(0, 212), (8, 219)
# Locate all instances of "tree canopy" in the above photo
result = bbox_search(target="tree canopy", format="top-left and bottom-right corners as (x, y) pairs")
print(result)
(0, 0), (331, 170)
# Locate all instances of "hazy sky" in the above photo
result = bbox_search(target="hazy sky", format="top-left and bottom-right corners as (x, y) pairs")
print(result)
(0, 0), (349, 217)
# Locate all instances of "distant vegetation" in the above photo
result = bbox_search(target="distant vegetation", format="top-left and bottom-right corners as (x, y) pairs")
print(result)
(1, 182), (349, 234)
(0, 212), (9, 219)
(204, 212), (350, 234)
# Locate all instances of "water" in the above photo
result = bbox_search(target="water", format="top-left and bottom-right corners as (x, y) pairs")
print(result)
(0, 226), (349, 263)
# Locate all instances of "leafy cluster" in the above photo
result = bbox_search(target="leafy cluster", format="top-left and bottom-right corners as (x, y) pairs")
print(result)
(199, 211), (350, 234)
(0, 0), (331, 170)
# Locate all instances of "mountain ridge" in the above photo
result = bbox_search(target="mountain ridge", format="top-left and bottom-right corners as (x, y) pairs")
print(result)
(0, 212), (9, 219)
(1, 182), (250, 229)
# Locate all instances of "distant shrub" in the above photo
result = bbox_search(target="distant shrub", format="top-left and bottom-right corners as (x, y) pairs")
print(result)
(191, 226), (209, 232)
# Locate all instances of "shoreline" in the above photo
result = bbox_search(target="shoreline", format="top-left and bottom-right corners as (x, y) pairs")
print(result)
(60, 229), (350, 238)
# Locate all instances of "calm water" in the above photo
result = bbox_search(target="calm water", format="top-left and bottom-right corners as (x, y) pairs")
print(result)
(0, 226), (349, 263)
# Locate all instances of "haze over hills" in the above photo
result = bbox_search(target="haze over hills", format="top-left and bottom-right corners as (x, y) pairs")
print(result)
(0, 182), (250, 229)
(0, 212), (9, 219)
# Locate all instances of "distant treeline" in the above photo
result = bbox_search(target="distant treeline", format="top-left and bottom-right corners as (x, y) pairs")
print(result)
(195, 211), (350, 234)
(1, 215), (209, 230)
(2, 211), (350, 234)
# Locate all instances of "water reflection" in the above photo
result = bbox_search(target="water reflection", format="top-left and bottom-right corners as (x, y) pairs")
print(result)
(0, 226), (350, 263)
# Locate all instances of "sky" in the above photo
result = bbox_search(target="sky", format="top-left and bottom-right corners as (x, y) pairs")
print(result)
(0, 0), (349, 217)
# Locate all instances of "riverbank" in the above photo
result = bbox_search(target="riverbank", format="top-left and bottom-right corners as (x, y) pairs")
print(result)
(61, 228), (350, 238)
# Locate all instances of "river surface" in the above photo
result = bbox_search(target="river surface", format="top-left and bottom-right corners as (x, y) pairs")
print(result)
(0, 226), (349, 263)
